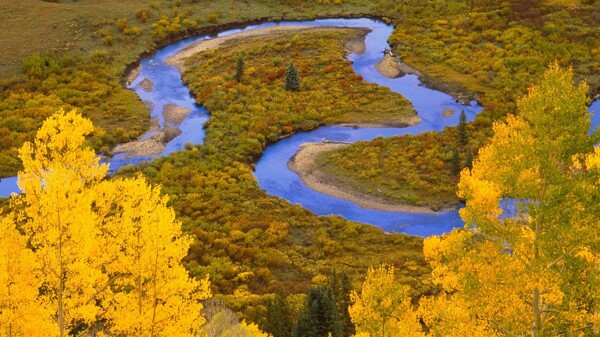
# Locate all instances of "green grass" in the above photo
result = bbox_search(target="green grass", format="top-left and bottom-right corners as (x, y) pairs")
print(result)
(129, 27), (427, 318)
(181, 27), (415, 162)
(314, 133), (463, 210)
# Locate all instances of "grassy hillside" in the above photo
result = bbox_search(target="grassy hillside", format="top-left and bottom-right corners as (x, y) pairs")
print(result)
(0, 0), (371, 78)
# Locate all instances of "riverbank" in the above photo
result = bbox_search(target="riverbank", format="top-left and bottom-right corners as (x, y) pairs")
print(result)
(288, 142), (451, 213)
(166, 25), (370, 72)
(111, 103), (191, 158)
(337, 114), (421, 128)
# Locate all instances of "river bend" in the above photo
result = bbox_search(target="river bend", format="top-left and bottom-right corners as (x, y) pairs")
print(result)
(1, 18), (598, 236)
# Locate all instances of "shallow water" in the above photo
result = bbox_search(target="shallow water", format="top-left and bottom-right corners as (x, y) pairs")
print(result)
(1, 18), (598, 237)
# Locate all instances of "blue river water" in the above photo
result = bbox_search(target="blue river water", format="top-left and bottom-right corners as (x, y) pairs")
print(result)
(0, 18), (598, 236)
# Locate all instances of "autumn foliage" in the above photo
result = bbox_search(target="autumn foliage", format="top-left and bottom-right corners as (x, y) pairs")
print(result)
(0, 110), (210, 336)
(350, 65), (600, 336)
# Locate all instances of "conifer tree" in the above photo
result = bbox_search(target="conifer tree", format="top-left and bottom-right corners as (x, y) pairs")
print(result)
(451, 149), (461, 175)
(464, 147), (473, 170)
(262, 293), (293, 337)
(329, 271), (355, 337)
(294, 286), (342, 337)
(285, 63), (301, 91)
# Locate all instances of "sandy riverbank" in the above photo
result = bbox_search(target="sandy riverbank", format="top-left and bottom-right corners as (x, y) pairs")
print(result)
(288, 142), (444, 213)
(337, 115), (421, 128)
(140, 78), (154, 92)
(344, 35), (366, 55)
(163, 104), (191, 124)
(112, 122), (182, 158)
(112, 102), (190, 158)
(375, 53), (401, 78)
(166, 26), (369, 72)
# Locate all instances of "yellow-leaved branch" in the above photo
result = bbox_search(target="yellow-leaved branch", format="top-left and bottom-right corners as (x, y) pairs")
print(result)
(0, 109), (211, 337)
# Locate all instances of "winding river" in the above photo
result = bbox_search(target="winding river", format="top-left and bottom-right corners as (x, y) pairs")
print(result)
(1, 18), (598, 236)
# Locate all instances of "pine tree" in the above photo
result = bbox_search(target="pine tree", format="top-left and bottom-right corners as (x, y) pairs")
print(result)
(235, 54), (244, 83)
(458, 110), (468, 146)
(285, 63), (301, 91)
(464, 147), (473, 169)
(262, 293), (293, 337)
(294, 286), (342, 337)
(451, 149), (461, 175)
(329, 271), (355, 337)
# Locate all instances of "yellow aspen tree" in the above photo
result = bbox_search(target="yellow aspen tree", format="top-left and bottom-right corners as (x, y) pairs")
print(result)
(9, 109), (211, 336)
(349, 265), (424, 337)
(14, 110), (109, 336)
(0, 215), (56, 337)
(95, 177), (210, 337)
(239, 321), (271, 337)
(419, 64), (600, 336)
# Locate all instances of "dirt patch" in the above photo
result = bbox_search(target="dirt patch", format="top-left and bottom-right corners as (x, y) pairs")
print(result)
(397, 62), (422, 77)
(166, 26), (368, 72)
(288, 142), (446, 213)
(140, 78), (154, 92)
(375, 53), (402, 78)
(163, 104), (191, 124)
(112, 136), (165, 158)
(162, 125), (182, 143)
(344, 31), (369, 55)
(112, 118), (181, 158)
(442, 107), (456, 118)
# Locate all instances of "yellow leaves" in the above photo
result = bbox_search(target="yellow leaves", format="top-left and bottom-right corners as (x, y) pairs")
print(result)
(349, 265), (425, 337)
(423, 230), (475, 291)
(0, 214), (57, 337)
(575, 247), (600, 264)
(18, 109), (108, 193)
(586, 147), (600, 171)
(1, 110), (211, 336)
(99, 176), (211, 337)
(418, 295), (498, 337)
(457, 169), (502, 228)
(240, 320), (270, 337)
(444, 65), (600, 336)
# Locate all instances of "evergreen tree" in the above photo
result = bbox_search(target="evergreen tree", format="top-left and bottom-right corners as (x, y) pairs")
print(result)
(285, 63), (301, 91)
(451, 148), (461, 175)
(458, 110), (468, 146)
(262, 293), (293, 337)
(465, 147), (473, 169)
(294, 286), (342, 337)
(235, 54), (244, 82)
(329, 271), (356, 337)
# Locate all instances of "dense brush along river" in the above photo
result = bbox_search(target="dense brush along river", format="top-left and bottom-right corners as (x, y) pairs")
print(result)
(1, 18), (599, 236)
